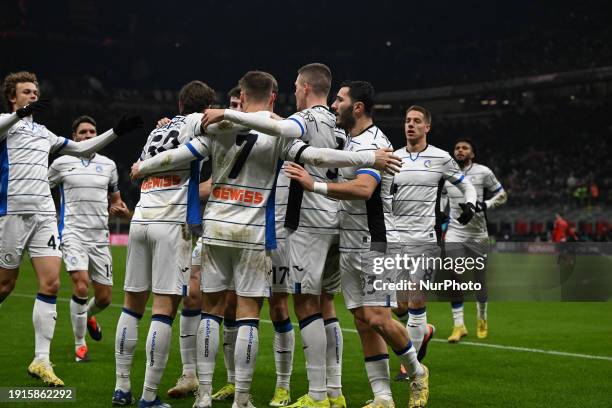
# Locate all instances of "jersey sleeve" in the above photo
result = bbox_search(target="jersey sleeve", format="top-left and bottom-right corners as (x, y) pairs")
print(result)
(180, 113), (204, 143)
(222, 109), (302, 139)
(137, 137), (211, 176)
(286, 111), (311, 142)
(0, 113), (19, 142)
(353, 141), (382, 184)
(109, 162), (120, 193)
(47, 128), (70, 153)
(484, 167), (503, 193)
(441, 156), (465, 185)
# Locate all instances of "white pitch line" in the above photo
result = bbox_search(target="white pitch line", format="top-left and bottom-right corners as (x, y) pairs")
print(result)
(9, 293), (612, 362)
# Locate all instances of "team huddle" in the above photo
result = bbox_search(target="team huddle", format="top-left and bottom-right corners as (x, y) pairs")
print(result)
(0, 64), (507, 408)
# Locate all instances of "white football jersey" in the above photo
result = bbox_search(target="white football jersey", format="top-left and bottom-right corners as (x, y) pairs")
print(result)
(0, 115), (70, 216)
(132, 114), (203, 225)
(392, 144), (465, 243)
(284, 106), (344, 235)
(444, 162), (502, 239)
(193, 127), (293, 251)
(338, 125), (399, 253)
(48, 154), (119, 244)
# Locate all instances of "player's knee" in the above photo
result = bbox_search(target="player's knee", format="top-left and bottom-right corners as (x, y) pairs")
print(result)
(183, 293), (201, 309)
(364, 312), (390, 330)
(269, 301), (289, 321)
(40, 277), (60, 295)
(74, 281), (89, 298)
(96, 292), (112, 309)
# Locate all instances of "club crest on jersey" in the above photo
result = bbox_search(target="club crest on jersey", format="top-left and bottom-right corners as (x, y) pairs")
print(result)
(423, 160), (432, 168)
(96, 165), (103, 173)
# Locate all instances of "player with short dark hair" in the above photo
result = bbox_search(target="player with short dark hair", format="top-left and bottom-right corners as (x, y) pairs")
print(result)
(210, 62), (348, 408)
(48, 115), (130, 363)
(111, 80), (214, 408)
(392, 107), (477, 381)
(443, 138), (506, 342)
(134, 71), (400, 408)
(284, 81), (430, 408)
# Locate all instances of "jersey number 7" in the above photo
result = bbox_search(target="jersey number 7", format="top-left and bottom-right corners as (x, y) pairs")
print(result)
(228, 133), (258, 179)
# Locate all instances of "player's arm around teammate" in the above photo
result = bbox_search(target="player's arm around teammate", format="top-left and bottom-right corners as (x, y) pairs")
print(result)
(286, 82), (429, 408)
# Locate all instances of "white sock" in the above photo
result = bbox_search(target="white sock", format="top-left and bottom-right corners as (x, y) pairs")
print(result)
(70, 295), (88, 348)
(179, 309), (200, 377)
(33, 294), (57, 362)
(477, 302), (488, 320)
(451, 302), (464, 326)
(234, 320), (259, 401)
(142, 315), (174, 402)
(87, 297), (106, 317)
(299, 314), (327, 401)
(273, 319), (294, 390)
(324, 318), (343, 398)
(364, 355), (392, 399)
(406, 308), (427, 354)
(223, 319), (238, 384)
(115, 308), (141, 392)
(395, 341), (424, 378)
(196, 314), (222, 394)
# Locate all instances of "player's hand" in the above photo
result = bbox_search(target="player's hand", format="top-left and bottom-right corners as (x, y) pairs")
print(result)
(130, 161), (142, 180)
(457, 202), (476, 225)
(373, 148), (402, 174)
(109, 201), (131, 219)
(284, 162), (314, 192)
(16, 99), (50, 118)
(270, 112), (284, 120)
(156, 117), (171, 128)
(202, 109), (226, 130)
(114, 115), (144, 136)
(475, 201), (487, 213)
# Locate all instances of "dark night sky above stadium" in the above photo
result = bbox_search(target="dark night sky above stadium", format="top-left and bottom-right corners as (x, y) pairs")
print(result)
(2, 0), (610, 93)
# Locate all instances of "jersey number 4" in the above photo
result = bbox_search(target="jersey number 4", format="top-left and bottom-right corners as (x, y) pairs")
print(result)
(228, 133), (258, 179)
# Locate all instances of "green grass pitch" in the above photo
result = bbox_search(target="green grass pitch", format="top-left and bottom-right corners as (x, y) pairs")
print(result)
(0, 248), (610, 407)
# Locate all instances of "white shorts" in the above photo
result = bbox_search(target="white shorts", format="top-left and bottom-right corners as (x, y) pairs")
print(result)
(61, 239), (113, 286)
(444, 231), (490, 259)
(0, 214), (61, 269)
(397, 243), (442, 283)
(201, 244), (271, 298)
(193, 238), (236, 291)
(270, 238), (290, 294)
(321, 241), (341, 295)
(340, 246), (399, 310)
(287, 230), (339, 295)
(125, 223), (192, 295)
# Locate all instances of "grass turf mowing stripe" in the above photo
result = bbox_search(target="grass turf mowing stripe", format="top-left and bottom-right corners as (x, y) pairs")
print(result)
(11, 292), (612, 362)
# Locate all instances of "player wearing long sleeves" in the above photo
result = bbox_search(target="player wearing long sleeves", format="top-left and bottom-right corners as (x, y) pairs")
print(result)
(391, 106), (477, 382)
(443, 138), (507, 342)
(133, 72), (401, 408)
(48, 115), (130, 363)
(206, 63), (348, 408)
(284, 82), (430, 408)
(110, 81), (216, 408)
(0, 71), (142, 387)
